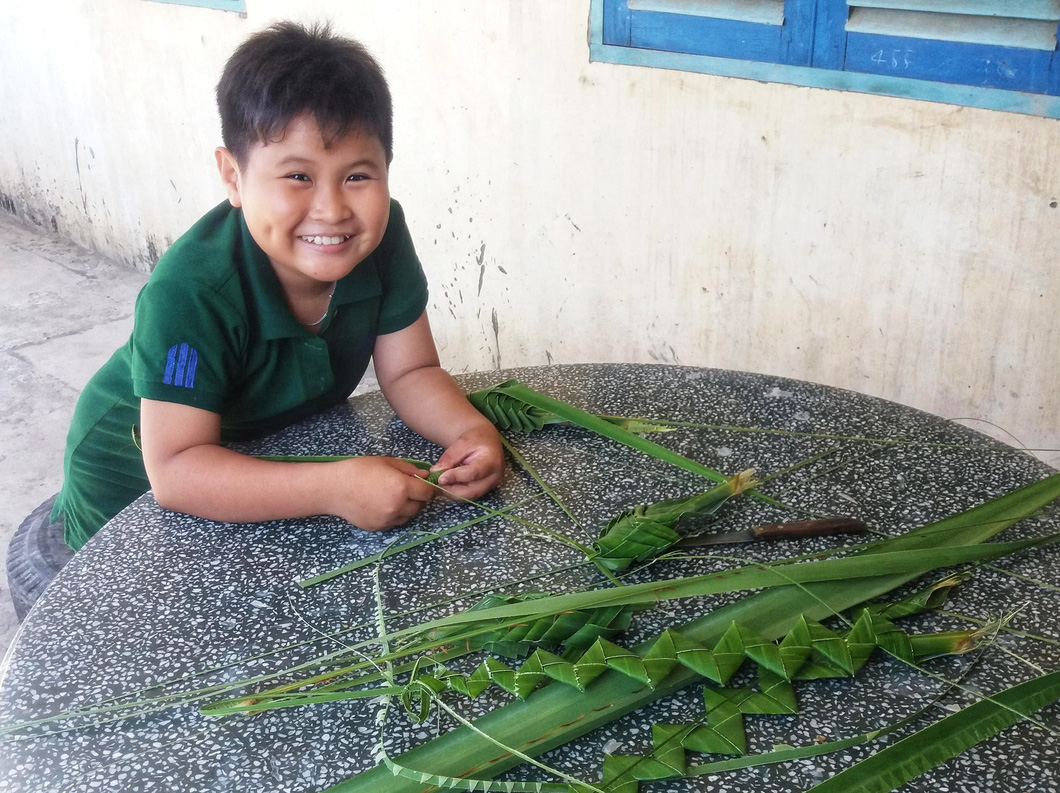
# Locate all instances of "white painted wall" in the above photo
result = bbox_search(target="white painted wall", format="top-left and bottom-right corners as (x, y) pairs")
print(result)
(2, 1), (1058, 465)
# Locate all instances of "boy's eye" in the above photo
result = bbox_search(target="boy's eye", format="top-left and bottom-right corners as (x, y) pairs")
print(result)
(287, 173), (311, 182)
(346, 173), (370, 182)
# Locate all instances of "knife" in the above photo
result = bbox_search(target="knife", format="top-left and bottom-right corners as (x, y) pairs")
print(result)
(675, 517), (867, 547)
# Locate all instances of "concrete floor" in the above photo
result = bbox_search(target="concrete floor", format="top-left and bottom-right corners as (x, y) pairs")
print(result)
(0, 213), (149, 659)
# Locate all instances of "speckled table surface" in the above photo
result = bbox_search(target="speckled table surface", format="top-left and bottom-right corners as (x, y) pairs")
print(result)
(0, 364), (1058, 793)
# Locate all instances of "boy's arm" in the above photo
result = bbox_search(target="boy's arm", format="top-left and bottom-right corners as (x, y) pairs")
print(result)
(139, 400), (435, 529)
(373, 312), (504, 499)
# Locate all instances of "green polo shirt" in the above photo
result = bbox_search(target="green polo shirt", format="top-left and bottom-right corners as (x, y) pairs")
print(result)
(53, 198), (428, 550)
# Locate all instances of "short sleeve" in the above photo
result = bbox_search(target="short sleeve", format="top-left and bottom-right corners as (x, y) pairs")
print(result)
(374, 200), (429, 335)
(130, 277), (246, 413)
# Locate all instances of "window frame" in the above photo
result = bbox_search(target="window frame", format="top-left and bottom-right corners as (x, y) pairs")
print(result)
(591, 0), (1060, 119)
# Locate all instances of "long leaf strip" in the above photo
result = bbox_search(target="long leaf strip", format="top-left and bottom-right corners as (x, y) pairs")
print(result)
(373, 534), (1056, 643)
(206, 572), (970, 718)
(636, 417), (1060, 454)
(232, 535), (1048, 717)
(201, 599), (645, 717)
(804, 669), (1060, 793)
(381, 752), (576, 793)
(427, 594), (644, 659)
(297, 493), (549, 589)
(469, 381), (730, 485)
(467, 386), (672, 436)
(399, 611), (967, 708)
(232, 532), (1047, 720)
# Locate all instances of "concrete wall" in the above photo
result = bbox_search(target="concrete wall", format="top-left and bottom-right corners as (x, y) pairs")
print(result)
(2, 1), (1058, 465)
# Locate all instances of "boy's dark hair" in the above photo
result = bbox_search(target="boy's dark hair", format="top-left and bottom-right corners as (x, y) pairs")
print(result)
(217, 21), (393, 165)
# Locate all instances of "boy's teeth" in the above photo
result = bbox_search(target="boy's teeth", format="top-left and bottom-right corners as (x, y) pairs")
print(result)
(303, 235), (348, 245)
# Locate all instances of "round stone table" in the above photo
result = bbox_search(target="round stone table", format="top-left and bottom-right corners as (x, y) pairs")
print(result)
(0, 364), (1057, 792)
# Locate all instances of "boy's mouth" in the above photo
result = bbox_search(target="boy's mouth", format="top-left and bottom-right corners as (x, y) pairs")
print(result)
(300, 234), (352, 246)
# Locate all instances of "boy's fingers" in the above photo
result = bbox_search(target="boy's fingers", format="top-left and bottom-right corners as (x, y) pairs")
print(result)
(432, 447), (468, 473)
(406, 475), (436, 502)
(437, 479), (492, 502)
(388, 457), (429, 477)
(437, 463), (481, 486)
(376, 458), (434, 501)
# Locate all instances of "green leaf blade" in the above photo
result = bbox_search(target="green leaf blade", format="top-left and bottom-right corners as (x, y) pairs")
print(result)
(805, 670), (1060, 793)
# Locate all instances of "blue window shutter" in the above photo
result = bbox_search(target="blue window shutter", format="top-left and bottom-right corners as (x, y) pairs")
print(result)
(593, 0), (1060, 116)
(605, 0), (817, 66)
(812, 0), (851, 68)
(840, 1), (1060, 94)
(1052, 44), (1060, 95)
(843, 35), (1056, 93)
(604, 0), (633, 45)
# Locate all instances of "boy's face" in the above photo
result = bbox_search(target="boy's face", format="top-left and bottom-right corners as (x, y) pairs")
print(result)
(216, 114), (390, 292)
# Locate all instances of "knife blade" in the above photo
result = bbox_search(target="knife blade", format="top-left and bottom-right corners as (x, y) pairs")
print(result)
(675, 517), (867, 547)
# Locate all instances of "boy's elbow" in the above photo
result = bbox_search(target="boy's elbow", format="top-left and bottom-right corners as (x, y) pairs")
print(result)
(143, 456), (191, 512)
(147, 472), (182, 512)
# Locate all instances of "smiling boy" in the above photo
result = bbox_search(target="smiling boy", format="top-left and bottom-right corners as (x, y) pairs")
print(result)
(51, 22), (503, 550)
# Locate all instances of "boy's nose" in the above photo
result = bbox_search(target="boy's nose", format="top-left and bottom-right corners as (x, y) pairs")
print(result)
(311, 186), (352, 221)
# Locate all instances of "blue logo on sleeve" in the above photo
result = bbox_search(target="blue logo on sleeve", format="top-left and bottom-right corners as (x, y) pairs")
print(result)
(164, 343), (198, 388)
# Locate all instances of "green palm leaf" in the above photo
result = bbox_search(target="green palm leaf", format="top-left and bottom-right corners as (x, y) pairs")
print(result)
(324, 472), (1060, 792)
(805, 669), (1060, 793)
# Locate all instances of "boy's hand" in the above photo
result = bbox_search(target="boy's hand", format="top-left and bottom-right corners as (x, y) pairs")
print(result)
(431, 424), (505, 501)
(333, 457), (436, 530)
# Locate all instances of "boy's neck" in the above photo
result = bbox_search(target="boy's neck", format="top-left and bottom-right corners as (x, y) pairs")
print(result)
(268, 263), (337, 328)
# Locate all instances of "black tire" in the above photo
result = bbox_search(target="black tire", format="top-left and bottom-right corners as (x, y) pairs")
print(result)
(6, 494), (74, 621)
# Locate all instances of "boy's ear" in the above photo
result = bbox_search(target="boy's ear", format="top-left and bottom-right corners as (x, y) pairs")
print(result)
(215, 148), (243, 208)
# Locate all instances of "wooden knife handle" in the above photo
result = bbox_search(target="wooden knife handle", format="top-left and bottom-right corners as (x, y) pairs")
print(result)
(750, 518), (867, 541)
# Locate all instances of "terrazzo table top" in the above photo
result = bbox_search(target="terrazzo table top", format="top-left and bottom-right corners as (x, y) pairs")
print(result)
(1, 364), (1058, 792)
